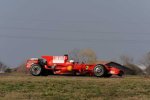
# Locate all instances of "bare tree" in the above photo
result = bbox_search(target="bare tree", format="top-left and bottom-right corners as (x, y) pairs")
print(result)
(140, 52), (150, 67)
(68, 48), (97, 64)
(120, 55), (134, 65)
(0, 61), (7, 73)
(68, 48), (80, 63)
(119, 55), (144, 75)
(140, 52), (150, 75)
(79, 48), (97, 64)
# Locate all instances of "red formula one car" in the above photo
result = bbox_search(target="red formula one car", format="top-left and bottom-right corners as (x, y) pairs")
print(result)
(26, 55), (124, 77)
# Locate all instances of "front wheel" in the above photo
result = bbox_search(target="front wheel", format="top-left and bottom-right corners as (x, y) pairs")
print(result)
(30, 64), (43, 76)
(93, 64), (106, 77)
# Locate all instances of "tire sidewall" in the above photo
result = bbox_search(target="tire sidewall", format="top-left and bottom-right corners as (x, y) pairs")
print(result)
(30, 64), (43, 76)
(93, 64), (106, 77)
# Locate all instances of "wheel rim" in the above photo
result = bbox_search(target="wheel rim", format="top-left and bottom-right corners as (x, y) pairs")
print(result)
(31, 65), (41, 75)
(94, 65), (104, 77)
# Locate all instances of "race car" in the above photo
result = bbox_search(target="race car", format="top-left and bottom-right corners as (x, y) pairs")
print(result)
(26, 54), (124, 77)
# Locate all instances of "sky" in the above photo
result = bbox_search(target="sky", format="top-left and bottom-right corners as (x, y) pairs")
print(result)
(0, 0), (150, 67)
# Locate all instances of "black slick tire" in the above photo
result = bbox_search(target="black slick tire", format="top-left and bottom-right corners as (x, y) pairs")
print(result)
(93, 64), (107, 77)
(30, 64), (43, 76)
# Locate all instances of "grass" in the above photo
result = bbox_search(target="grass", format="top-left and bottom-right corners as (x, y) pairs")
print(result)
(0, 74), (150, 100)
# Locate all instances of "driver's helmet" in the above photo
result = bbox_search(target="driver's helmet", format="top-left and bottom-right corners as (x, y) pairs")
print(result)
(69, 60), (74, 63)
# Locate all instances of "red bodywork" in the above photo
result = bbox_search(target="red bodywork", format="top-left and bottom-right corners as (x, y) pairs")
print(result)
(26, 55), (123, 77)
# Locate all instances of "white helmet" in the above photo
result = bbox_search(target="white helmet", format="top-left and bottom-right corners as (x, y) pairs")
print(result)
(69, 60), (74, 63)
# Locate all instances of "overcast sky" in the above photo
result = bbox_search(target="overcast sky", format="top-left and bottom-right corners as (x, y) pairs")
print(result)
(0, 0), (150, 67)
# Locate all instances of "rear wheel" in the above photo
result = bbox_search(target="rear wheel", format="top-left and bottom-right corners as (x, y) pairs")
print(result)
(30, 64), (43, 76)
(93, 64), (106, 77)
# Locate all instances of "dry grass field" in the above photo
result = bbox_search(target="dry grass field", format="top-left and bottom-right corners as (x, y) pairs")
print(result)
(0, 74), (150, 100)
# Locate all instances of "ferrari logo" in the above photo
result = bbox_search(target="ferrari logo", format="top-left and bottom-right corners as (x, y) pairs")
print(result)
(86, 66), (89, 70)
